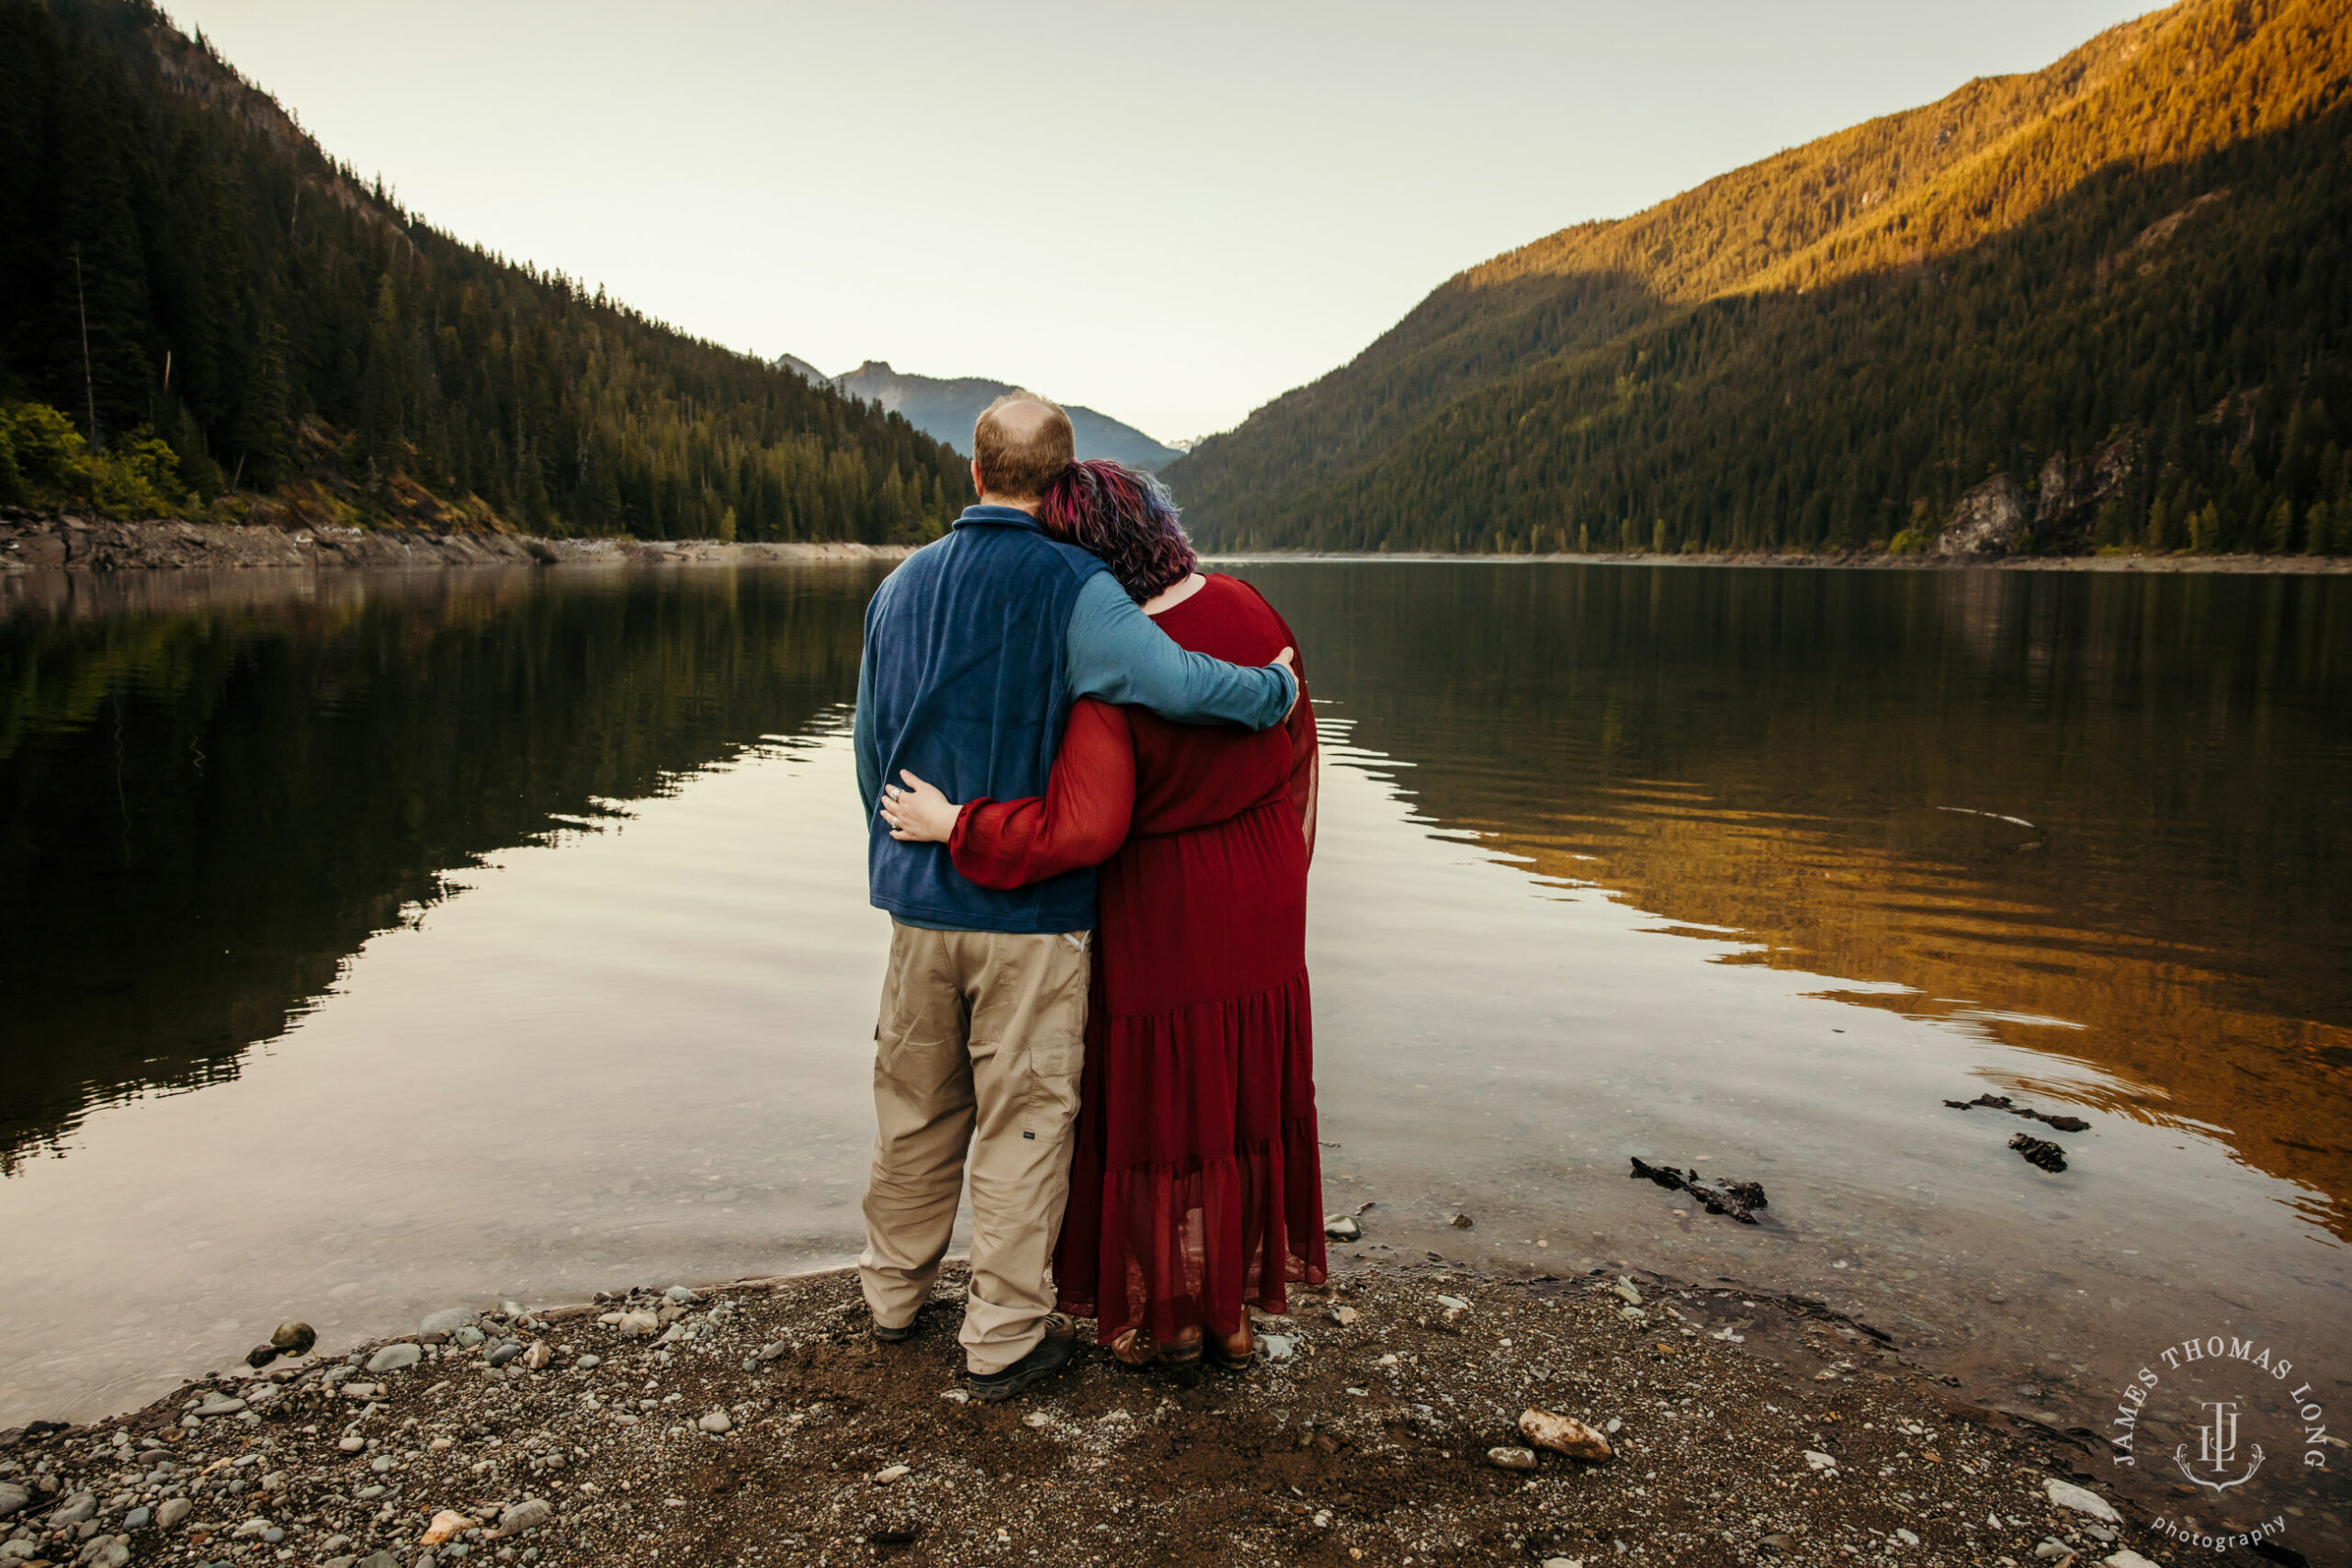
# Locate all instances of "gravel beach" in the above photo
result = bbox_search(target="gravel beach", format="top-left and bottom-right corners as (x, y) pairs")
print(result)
(0, 1260), (2191, 1568)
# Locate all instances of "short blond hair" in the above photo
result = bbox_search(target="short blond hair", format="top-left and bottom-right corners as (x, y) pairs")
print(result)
(973, 392), (1074, 500)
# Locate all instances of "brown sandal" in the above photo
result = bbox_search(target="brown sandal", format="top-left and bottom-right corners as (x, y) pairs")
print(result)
(1109, 1327), (1204, 1369)
(1207, 1330), (1258, 1371)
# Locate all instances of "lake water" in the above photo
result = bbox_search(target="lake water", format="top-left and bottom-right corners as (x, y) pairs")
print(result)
(2, 560), (2346, 1528)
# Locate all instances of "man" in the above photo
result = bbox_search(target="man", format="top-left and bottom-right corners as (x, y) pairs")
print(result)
(852, 392), (1295, 1401)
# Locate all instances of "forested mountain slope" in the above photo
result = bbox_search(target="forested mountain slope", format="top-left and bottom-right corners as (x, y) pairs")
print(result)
(0, 0), (969, 541)
(1170, 0), (2352, 557)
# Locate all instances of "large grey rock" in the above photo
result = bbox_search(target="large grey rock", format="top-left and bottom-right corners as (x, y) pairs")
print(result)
(1938, 474), (2030, 558)
(2044, 1478), (2120, 1523)
(366, 1343), (423, 1375)
(495, 1498), (553, 1536)
(154, 1497), (192, 1529)
(0, 1482), (28, 1517)
(52, 1492), (96, 1525)
(419, 1308), (478, 1336)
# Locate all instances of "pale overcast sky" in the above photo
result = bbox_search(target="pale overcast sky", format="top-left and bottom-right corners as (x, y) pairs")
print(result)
(168, 1), (2154, 443)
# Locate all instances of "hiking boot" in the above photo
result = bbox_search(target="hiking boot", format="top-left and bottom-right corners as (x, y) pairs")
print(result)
(872, 1307), (922, 1344)
(967, 1315), (1077, 1402)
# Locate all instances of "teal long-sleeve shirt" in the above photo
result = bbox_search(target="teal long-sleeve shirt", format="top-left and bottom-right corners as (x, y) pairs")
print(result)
(854, 570), (1295, 819)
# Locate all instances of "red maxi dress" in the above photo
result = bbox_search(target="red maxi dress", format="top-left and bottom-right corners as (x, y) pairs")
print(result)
(947, 572), (1326, 1347)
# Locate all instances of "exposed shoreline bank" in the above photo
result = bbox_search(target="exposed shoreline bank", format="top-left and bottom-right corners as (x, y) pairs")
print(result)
(0, 513), (913, 574)
(8, 515), (2347, 578)
(0, 1260), (2192, 1568)
(1208, 548), (2352, 574)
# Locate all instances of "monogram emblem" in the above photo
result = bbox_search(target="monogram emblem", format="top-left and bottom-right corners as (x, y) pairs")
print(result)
(2174, 1397), (2266, 1492)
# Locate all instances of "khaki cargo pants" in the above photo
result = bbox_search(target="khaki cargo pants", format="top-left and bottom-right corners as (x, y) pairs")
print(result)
(857, 919), (1091, 1375)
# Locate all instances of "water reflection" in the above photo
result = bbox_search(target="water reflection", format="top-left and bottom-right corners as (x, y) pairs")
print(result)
(0, 566), (882, 1168)
(1227, 561), (2352, 1234)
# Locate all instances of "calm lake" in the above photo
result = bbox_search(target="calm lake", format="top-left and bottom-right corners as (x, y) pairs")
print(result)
(3, 560), (2347, 1484)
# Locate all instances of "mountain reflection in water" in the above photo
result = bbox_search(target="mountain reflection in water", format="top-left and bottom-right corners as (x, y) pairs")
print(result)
(1218, 561), (2351, 1235)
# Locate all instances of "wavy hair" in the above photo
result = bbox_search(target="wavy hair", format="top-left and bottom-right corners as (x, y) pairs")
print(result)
(1038, 459), (1198, 603)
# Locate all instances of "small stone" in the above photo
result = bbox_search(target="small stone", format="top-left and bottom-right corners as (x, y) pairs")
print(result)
(521, 1342), (551, 1371)
(1434, 1294), (1469, 1312)
(2100, 1553), (2160, 1568)
(454, 1326), (486, 1349)
(0, 1483), (26, 1518)
(1329, 1305), (1359, 1326)
(1486, 1446), (1537, 1471)
(420, 1309), (477, 1336)
(261, 1527), (283, 1544)
(940, 1390), (969, 1404)
(485, 1342), (522, 1369)
(1611, 1278), (1645, 1306)
(616, 1311), (659, 1337)
(194, 1395), (246, 1418)
(1259, 1333), (1300, 1362)
(271, 1321), (319, 1356)
(1322, 1215), (1362, 1241)
(494, 1500), (551, 1538)
(1894, 1529), (1920, 1546)
(755, 1342), (787, 1362)
(1541, 1560), (1586, 1568)
(244, 1345), (280, 1370)
(662, 1286), (695, 1304)
(121, 1507), (150, 1529)
(1803, 1450), (1838, 1471)
(155, 1498), (192, 1529)
(232, 1517), (275, 1538)
(1520, 1408), (1613, 1461)
(1022, 1412), (1051, 1428)
(1449, 1213), (1475, 1229)
(420, 1510), (477, 1546)
(341, 1382), (384, 1400)
(696, 1411), (731, 1435)
(575, 1353), (601, 1370)
(873, 1464), (909, 1483)
(76, 1540), (129, 1568)
(367, 1344), (424, 1375)
(53, 1493), (97, 1525)
(2033, 1540), (2075, 1562)
(2044, 1479), (2120, 1523)
(339, 1437), (367, 1452)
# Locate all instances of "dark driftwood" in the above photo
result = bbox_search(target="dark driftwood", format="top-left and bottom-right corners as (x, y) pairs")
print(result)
(2007, 1133), (2069, 1173)
(1629, 1156), (1768, 1224)
(1941, 1092), (2090, 1134)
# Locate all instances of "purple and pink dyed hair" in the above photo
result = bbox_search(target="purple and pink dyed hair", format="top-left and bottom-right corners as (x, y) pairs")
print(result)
(1038, 459), (1198, 604)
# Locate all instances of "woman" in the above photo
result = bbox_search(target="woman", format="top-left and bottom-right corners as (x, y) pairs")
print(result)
(879, 459), (1324, 1369)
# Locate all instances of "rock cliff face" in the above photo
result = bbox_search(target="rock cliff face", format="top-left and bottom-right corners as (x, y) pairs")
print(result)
(1936, 476), (2030, 558)
(1936, 433), (2140, 558)
(0, 513), (909, 572)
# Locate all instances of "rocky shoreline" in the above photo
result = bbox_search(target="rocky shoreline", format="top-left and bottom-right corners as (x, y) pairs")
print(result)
(0, 513), (911, 573)
(0, 1262), (2188, 1568)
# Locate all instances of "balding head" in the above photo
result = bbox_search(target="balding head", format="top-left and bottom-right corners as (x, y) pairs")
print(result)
(972, 392), (1074, 504)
